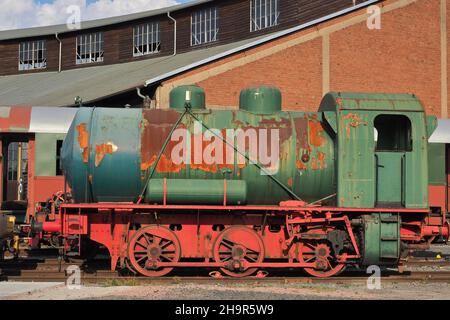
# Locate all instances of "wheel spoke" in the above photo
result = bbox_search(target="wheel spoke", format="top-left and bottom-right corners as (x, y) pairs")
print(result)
(136, 239), (147, 249)
(136, 255), (148, 264)
(160, 241), (172, 250)
(220, 239), (234, 250)
(142, 233), (152, 245)
(153, 236), (162, 246)
(159, 254), (174, 262)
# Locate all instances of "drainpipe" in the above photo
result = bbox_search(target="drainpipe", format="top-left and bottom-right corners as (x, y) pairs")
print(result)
(167, 12), (177, 56)
(136, 87), (152, 108)
(55, 33), (62, 73)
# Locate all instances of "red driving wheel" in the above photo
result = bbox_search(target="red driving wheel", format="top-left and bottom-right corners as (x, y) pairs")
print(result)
(127, 225), (181, 277)
(213, 226), (265, 277)
(298, 240), (346, 278)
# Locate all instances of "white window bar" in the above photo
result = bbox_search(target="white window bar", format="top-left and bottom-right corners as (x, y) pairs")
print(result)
(19, 40), (47, 71)
(133, 22), (160, 57)
(191, 7), (218, 46)
(76, 32), (104, 64)
(250, 0), (279, 32)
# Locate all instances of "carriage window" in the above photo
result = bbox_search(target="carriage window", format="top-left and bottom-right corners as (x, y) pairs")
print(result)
(374, 115), (412, 152)
(56, 140), (63, 176)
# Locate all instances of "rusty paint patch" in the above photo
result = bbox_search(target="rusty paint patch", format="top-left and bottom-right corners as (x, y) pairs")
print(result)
(311, 158), (318, 170)
(141, 154), (186, 173)
(343, 113), (368, 138)
(287, 177), (293, 187)
(95, 142), (118, 167)
(317, 152), (326, 169)
(343, 113), (368, 128)
(308, 121), (325, 147)
(296, 160), (307, 170)
(76, 123), (89, 163)
(294, 117), (309, 150)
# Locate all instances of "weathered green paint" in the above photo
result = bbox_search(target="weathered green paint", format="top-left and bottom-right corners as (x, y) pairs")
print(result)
(428, 143), (447, 185)
(146, 179), (247, 205)
(375, 153), (404, 205)
(88, 109), (142, 202)
(170, 85), (206, 110)
(320, 93), (433, 209)
(63, 91), (434, 208)
(239, 87), (282, 114)
(35, 133), (65, 176)
(362, 213), (400, 266)
(426, 115), (438, 138)
(320, 92), (424, 111)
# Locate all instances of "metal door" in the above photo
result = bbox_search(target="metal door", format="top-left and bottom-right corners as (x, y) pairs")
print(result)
(6, 142), (28, 201)
(375, 152), (405, 207)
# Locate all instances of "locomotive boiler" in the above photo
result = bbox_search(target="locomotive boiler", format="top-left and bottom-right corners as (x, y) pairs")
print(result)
(45, 85), (449, 278)
(62, 86), (335, 206)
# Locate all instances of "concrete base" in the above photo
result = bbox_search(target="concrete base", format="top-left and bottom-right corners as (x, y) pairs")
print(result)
(0, 282), (63, 299)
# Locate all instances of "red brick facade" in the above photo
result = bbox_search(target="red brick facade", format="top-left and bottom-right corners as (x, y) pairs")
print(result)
(161, 0), (450, 117)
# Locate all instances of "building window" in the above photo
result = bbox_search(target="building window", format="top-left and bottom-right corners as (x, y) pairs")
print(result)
(250, 0), (280, 32)
(133, 22), (160, 57)
(191, 7), (219, 46)
(76, 32), (104, 64)
(19, 40), (46, 71)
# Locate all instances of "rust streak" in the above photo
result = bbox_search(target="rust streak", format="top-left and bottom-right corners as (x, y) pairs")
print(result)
(308, 121), (325, 147)
(95, 143), (117, 167)
(296, 160), (307, 171)
(287, 177), (293, 187)
(317, 152), (326, 170)
(343, 113), (368, 128)
(76, 123), (89, 163)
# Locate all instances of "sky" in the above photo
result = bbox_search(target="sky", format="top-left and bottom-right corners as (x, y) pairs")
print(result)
(0, 0), (194, 31)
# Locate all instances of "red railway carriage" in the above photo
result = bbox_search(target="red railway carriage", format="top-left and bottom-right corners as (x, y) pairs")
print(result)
(428, 120), (450, 240)
(0, 106), (76, 228)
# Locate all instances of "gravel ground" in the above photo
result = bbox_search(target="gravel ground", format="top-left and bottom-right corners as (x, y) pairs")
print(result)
(1, 245), (450, 300)
(1, 281), (450, 300)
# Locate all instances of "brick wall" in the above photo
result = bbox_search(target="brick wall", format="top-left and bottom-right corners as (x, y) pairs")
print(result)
(161, 0), (449, 118)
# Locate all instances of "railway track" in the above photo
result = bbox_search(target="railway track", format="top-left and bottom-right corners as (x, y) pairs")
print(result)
(2, 255), (450, 284)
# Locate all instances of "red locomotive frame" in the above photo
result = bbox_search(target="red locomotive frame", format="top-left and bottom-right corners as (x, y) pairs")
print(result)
(44, 196), (447, 278)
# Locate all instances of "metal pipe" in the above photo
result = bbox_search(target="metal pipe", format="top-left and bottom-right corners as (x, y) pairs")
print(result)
(17, 143), (22, 201)
(136, 87), (148, 100)
(55, 33), (62, 73)
(167, 12), (177, 56)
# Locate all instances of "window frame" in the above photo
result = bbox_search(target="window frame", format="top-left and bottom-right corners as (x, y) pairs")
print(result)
(18, 40), (47, 71)
(76, 32), (104, 65)
(191, 7), (219, 46)
(374, 114), (413, 153)
(250, 0), (280, 32)
(133, 22), (161, 57)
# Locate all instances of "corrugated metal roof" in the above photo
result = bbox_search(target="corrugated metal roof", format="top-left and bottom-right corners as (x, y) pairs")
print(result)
(0, 0), (379, 107)
(0, 36), (263, 107)
(0, 0), (212, 41)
